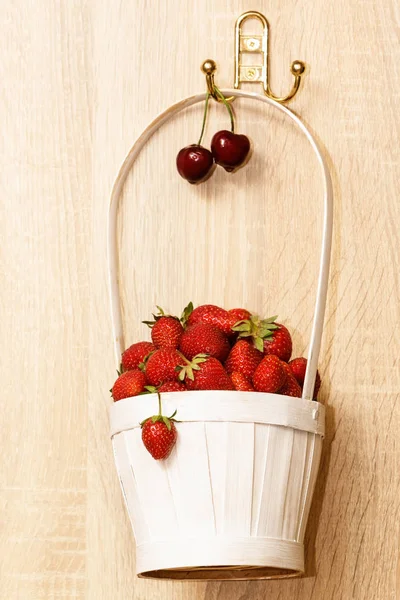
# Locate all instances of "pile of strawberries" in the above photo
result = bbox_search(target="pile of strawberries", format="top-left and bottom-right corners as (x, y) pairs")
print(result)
(111, 302), (321, 400)
(111, 303), (321, 460)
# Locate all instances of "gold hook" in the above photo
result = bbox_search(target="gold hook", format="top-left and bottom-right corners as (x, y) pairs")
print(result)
(201, 59), (234, 103)
(234, 11), (306, 103)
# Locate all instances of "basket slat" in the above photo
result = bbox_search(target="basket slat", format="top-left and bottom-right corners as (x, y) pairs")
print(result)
(265, 426), (295, 539)
(223, 422), (255, 536)
(298, 435), (322, 540)
(205, 422), (228, 534)
(282, 429), (309, 540)
(163, 422), (215, 538)
(124, 429), (179, 540)
(112, 434), (151, 545)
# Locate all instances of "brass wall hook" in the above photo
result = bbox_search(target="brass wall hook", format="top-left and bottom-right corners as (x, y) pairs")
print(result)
(234, 11), (306, 103)
(201, 59), (234, 103)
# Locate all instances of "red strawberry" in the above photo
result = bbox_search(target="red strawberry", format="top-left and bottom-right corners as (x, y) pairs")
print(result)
(121, 341), (156, 371)
(225, 339), (263, 379)
(142, 419), (177, 459)
(112, 369), (147, 401)
(187, 304), (233, 336)
(145, 348), (185, 386)
(141, 394), (178, 460)
(151, 316), (184, 348)
(231, 371), (254, 391)
(289, 357), (321, 398)
(279, 375), (302, 397)
(143, 306), (184, 349)
(263, 323), (292, 362)
(181, 355), (234, 391)
(279, 362), (302, 397)
(228, 308), (251, 326)
(179, 323), (230, 362)
(158, 381), (186, 392)
(252, 355), (286, 393)
(232, 314), (279, 352)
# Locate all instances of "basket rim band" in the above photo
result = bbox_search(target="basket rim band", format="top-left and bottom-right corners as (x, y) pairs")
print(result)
(109, 390), (325, 437)
(135, 535), (304, 575)
(107, 89), (333, 403)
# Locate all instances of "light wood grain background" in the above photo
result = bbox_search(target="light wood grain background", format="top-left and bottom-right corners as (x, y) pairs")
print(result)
(1, 1), (399, 598)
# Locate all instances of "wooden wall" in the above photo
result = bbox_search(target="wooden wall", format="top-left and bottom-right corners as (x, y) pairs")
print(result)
(1, 1), (399, 598)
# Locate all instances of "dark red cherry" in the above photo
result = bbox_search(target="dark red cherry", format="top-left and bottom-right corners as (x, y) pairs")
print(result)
(211, 130), (251, 172)
(176, 145), (214, 184)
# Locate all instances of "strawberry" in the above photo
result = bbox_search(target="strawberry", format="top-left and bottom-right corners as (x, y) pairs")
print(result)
(143, 305), (185, 349)
(121, 341), (156, 371)
(279, 375), (302, 397)
(151, 316), (183, 348)
(279, 361), (302, 397)
(252, 355), (286, 393)
(179, 323), (230, 362)
(231, 371), (254, 391)
(232, 314), (279, 352)
(145, 348), (185, 386)
(112, 369), (147, 401)
(263, 323), (292, 362)
(228, 308), (251, 326)
(141, 394), (178, 460)
(142, 419), (177, 459)
(289, 357), (321, 398)
(180, 355), (234, 391)
(225, 339), (263, 379)
(187, 304), (233, 336)
(159, 381), (186, 392)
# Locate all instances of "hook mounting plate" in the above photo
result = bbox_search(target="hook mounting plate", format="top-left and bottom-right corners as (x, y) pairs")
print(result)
(234, 11), (306, 104)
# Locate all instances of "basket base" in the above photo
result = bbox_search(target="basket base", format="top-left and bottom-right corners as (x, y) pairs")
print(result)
(136, 537), (304, 581)
(139, 565), (301, 581)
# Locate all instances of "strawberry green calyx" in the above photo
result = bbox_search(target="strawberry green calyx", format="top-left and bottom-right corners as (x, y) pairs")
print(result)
(232, 315), (279, 352)
(180, 301), (193, 327)
(176, 353), (208, 381)
(143, 302), (193, 329)
(140, 392), (178, 431)
(142, 305), (178, 328)
(138, 350), (156, 372)
(141, 385), (158, 394)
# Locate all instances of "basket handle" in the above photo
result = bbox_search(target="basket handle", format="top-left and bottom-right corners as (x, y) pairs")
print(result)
(108, 90), (333, 401)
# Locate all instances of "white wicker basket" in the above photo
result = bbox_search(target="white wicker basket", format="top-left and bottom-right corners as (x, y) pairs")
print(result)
(107, 90), (333, 580)
(110, 391), (324, 579)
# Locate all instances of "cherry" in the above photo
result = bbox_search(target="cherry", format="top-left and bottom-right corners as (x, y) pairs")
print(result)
(176, 145), (214, 184)
(211, 130), (251, 172)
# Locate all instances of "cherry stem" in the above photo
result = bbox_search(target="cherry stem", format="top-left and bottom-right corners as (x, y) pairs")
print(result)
(214, 86), (235, 133)
(197, 92), (210, 145)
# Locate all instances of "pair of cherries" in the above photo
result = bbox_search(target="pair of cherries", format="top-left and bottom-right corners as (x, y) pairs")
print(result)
(177, 130), (251, 184)
(176, 90), (251, 184)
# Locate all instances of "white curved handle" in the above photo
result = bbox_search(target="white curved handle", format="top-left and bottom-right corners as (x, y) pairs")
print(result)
(108, 90), (333, 401)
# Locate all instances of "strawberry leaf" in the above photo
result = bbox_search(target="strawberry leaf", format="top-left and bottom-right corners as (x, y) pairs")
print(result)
(144, 385), (158, 394)
(262, 315), (278, 324)
(180, 301), (194, 326)
(162, 416), (171, 430)
(254, 337), (264, 352)
(232, 320), (251, 332)
(151, 415), (158, 423)
(258, 328), (275, 338)
(142, 320), (155, 328)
